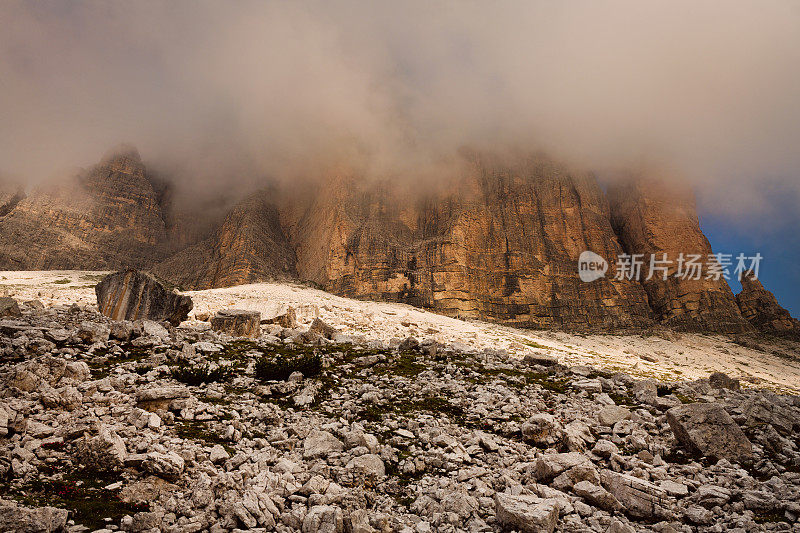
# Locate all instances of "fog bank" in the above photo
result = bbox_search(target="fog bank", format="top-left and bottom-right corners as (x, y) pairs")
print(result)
(1, 1), (799, 218)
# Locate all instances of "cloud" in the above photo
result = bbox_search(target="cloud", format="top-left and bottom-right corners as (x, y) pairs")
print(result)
(1, 0), (799, 217)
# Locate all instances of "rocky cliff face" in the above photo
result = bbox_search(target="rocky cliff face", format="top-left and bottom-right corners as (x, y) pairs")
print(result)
(0, 147), (167, 270)
(607, 178), (753, 333)
(152, 188), (296, 289)
(736, 270), (800, 333)
(1, 146), (793, 334)
(284, 157), (654, 330)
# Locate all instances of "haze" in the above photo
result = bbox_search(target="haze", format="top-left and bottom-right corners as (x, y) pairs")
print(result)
(1, 0), (799, 219)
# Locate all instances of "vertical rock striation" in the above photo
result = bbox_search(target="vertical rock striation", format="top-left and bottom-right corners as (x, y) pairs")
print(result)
(152, 188), (296, 289)
(284, 155), (653, 329)
(95, 269), (193, 325)
(607, 178), (752, 333)
(0, 144), (794, 334)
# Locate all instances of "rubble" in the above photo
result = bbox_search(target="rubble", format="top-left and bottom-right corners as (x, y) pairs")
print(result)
(0, 300), (797, 532)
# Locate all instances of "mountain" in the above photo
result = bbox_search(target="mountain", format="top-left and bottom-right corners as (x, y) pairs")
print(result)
(0, 146), (795, 334)
(0, 147), (168, 269)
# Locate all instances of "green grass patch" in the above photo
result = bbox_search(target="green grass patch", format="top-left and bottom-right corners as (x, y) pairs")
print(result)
(171, 363), (235, 385)
(374, 352), (426, 378)
(255, 352), (322, 381)
(173, 420), (233, 453)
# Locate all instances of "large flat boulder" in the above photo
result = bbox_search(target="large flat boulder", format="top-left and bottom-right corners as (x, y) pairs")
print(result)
(600, 470), (671, 519)
(494, 493), (560, 533)
(534, 452), (592, 481)
(95, 269), (192, 326)
(666, 403), (752, 462)
(210, 309), (261, 338)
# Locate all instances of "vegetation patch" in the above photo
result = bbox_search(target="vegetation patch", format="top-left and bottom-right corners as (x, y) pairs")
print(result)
(608, 391), (638, 407)
(674, 392), (697, 404)
(255, 352), (322, 381)
(0, 468), (147, 530)
(753, 510), (790, 524)
(373, 352), (429, 378)
(171, 363), (235, 385)
(88, 344), (159, 378)
(173, 420), (232, 452)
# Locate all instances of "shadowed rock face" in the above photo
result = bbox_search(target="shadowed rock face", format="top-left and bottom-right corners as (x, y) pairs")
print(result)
(666, 403), (753, 463)
(0, 147), (168, 270)
(96, 269), (192, 325)
(284, 156), (654, 329)
(736, 269), (800, 333)
(151, 188), (296, 289)
(607, 178), (753, 333)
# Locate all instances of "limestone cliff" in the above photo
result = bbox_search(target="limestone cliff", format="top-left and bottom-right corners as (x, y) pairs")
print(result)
(736, 270), (800, 333)
(1, 145), (793, 334)
(0, 147), (167, 269)
(283, 156), (654, 329)
(607, 178), (752, 333)
(152, 188), (296, 289)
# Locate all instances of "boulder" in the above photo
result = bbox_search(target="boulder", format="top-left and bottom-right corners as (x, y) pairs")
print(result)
(210, 309), (261, 338)
(666, 403), (752, 462)
(0, 498), (69, 533)
(76, 424), (127, 470)
(346, 454), (385, 478)
(600, 469), (671, 519)
(135, 386), (192, 412)
(598, 405), (632, 426)
(534, 452), (592, 481)
(309, 318), (337, 340)
(303, 505), (344, 533)
(708, 372), (740, 391)
(0, 297), (21, 318)
(740, 396), (795, 435)
(110, 320), (135, 341)
(95, 269), (192, 326)
(142, 451), (185, 480)
(521, 413), (564, 447)
(573, 480), (622, 511)
(44, 328), (71, 344)
(139, 320), (169, 340)
(263, 307), (298, 328)
(77, 321), (110, 344)
(552, 463), (600, 491)
(684, 505), (714, 525)
(209, 444), (230, 464)
(303, 430), (344, 458)
(494, 493), (560, 533)
(345, 510), (373, 533)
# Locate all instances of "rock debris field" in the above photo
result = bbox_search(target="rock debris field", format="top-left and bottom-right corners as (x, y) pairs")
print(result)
(0, 270), (799, 532)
